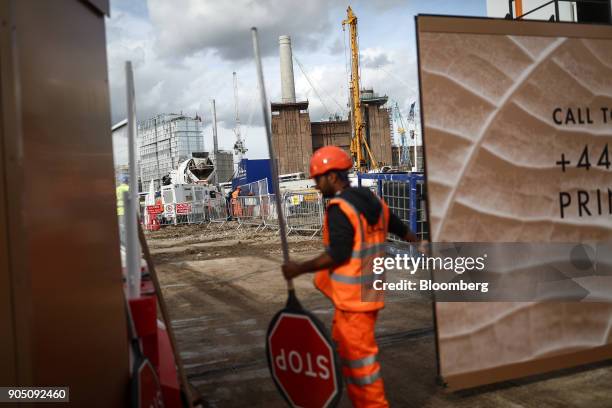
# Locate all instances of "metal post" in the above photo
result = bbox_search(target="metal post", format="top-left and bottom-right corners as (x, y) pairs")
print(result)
(252, 27), (293, 292)
(412, 132), (418, 173)
(409, 175), (417, 234)
(211, 99), (219, 185)
(554, 0), (560, 21)
(124, 191), (140, 299)
(125, 61), (141, 299)
(508, 0), (514, 18)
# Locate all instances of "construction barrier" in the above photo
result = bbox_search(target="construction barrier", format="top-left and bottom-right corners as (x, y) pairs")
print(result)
(143, 203), (163, 231)
(144, 177), (425, 240)
(238, 178), (269, 196)
(159, 202), (205, 226)
(206, 198), (229, 227)
(357, 172), (429, 241)
(283, 191), (323, 238)
(234, 195), (264, 230)
(261, 194), (280, 230)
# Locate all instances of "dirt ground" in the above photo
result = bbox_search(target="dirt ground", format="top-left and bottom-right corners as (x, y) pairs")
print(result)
(145, 223), (612, 408)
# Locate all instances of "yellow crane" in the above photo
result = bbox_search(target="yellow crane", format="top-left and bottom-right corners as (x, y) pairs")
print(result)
(343, 6), (377, 171)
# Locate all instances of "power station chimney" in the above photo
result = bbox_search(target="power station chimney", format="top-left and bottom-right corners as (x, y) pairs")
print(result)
(279, 35), (296, 103)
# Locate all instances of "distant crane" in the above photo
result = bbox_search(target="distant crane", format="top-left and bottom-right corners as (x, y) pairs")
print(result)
(393, 101), (410, 168)
(407, 102), (419, 172)
(232, 71), (247, 164)
(343, 6), (377, 171)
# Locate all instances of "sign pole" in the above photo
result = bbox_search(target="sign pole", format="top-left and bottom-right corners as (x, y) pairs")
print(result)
(251, 27), (295, 295)
(125, 61), (141, 299)
(253, 27), (342, 408)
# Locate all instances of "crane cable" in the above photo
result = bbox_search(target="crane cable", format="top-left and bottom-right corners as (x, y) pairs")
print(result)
(376, 64), (412, 89)
(292, 55), (334, 118)
(293, 56), (347, 118)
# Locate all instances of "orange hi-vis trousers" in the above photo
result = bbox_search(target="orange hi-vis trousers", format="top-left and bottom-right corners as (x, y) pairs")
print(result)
(332, 309), (389, 408)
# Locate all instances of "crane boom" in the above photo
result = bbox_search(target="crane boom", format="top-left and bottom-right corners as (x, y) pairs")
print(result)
(394, 102), (409, 168)
(343, 6), (377, 171)
(232, 71), (247, 162)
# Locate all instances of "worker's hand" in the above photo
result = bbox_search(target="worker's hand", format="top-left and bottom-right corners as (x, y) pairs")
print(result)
(282, 261), (302, 280)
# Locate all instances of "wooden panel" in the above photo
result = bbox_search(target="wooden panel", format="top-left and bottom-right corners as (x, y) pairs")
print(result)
(445, 342), (612, 391)
(365, 105), (393, 166)
(311, 121), (351, 153)
(272, 106), (312, 175)
(0, 0), (18, 386)
(5, 0), (129, 404)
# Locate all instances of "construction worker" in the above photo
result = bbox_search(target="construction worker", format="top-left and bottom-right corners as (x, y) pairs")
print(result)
(282, 146), (419, 408)
(231, 186), (242, 219)
(116, 174), (129, 244)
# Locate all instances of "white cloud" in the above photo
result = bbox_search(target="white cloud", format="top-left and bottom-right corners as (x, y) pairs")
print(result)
(360, 47), (392, 68)
(106, 0), (421, 165)
(147, 0), (335, 61)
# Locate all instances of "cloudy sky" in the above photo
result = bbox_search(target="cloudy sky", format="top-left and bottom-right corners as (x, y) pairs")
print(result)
(107, 0), (486, 164)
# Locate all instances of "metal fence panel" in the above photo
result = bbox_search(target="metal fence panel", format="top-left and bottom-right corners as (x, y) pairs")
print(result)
(144, 177), (425, 242)
(234, 195), (264, 229)
(415, 180), (429, 241)
(357, 173), (429, 241)
(154, 201), (206, 226)
(207, 198), (229, 226)
(238, 178), (269, 196)
(283, 191), (324, 238)
(261, 194), (279, 230)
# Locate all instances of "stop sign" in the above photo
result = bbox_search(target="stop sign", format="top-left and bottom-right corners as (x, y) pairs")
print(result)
(267, 310), (342, 408)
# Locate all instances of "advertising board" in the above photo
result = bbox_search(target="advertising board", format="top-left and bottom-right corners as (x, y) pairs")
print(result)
(417, 16), (612, 390)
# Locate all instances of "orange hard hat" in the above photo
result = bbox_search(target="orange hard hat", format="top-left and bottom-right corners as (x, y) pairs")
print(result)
(309, 146), (353, 178)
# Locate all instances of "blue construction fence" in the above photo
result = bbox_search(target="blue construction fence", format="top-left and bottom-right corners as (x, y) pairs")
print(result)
(357, 172), (429, 241)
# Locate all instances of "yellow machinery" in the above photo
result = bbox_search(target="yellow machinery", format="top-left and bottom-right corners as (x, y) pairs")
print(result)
(343, 6), (377, 171)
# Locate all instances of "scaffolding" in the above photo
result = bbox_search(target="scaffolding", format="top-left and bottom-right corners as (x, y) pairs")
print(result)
(138, 113), (204, 190)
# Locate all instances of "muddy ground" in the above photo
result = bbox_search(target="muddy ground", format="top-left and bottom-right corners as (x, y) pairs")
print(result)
(146, 223), (612, 408)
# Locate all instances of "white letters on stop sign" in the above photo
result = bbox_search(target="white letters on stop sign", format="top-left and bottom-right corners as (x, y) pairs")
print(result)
(275, 349), (331, 379)
(289, 351), (303, 373)
(316, 355), (330, 380)
(276, 350), (287, 371)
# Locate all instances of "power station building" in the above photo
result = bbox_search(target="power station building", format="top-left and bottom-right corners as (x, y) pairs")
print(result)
(271, 36), (393, 176)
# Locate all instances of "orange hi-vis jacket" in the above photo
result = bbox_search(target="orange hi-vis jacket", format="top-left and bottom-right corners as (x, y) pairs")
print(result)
(231, 190), (242, 217)
(314, 196), (390, 312)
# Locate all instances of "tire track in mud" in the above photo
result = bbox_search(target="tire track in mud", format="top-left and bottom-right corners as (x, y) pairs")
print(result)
(184, 326), (435, 381)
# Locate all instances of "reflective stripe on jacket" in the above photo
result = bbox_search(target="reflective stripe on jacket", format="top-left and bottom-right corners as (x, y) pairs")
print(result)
(314, 196), (389, 312)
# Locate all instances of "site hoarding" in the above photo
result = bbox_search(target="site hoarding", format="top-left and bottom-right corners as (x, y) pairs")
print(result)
(416, 16), (612, 390)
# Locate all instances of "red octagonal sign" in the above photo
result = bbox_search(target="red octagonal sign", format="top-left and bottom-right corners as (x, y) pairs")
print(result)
(267, 312), (341, 408)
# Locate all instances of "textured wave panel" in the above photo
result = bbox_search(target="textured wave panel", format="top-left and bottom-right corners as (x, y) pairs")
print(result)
(419, 30), (612, 380)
